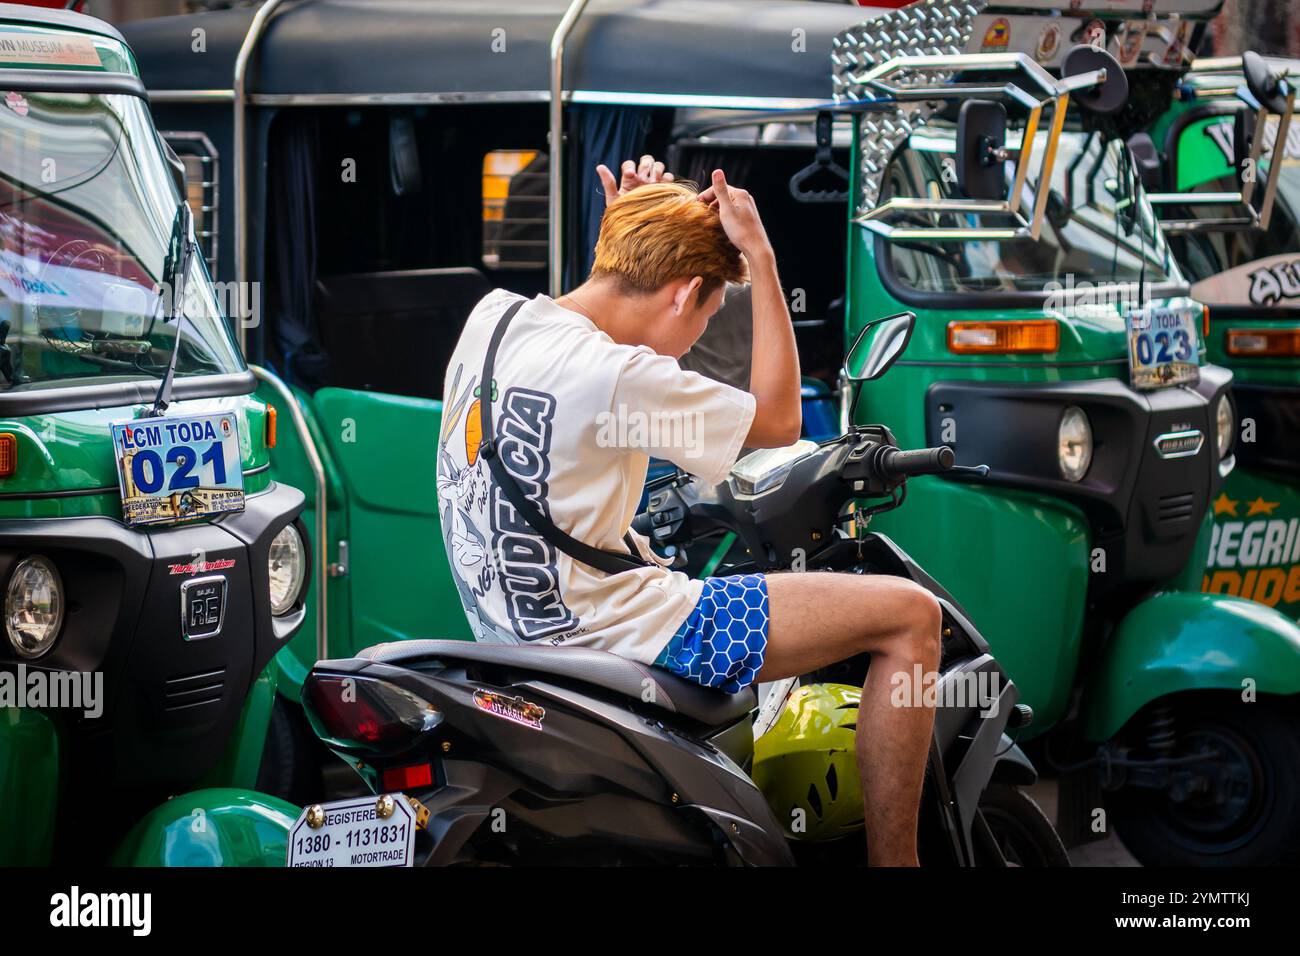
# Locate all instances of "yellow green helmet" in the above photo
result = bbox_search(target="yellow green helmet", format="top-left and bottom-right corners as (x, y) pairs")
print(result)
(752, 683), (864, 842)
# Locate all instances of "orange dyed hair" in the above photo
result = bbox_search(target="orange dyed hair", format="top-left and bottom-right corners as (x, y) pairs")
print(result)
(590, 181), (747, 297)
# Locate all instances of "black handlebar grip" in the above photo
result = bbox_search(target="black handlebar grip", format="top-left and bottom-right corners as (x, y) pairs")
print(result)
(631, 512), (653, 537)
(881, 445), (955, 477)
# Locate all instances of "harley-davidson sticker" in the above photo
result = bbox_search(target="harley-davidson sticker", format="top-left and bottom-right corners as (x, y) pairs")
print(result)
(473, 689), (546, 730)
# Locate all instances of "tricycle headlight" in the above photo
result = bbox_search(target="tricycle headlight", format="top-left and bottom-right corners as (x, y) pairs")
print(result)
(1058, 406), (1093, 483)
(1215, 394), (1234, 458)
(6, 555), (64, 658)
(268, 524), (306, 616)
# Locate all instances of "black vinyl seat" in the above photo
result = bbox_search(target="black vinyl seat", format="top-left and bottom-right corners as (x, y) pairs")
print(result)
(352, 639), (757, 727)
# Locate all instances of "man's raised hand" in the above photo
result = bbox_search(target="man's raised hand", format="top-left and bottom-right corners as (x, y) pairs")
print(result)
(597, 155), (675, 207)
(699, 169), (772, 262)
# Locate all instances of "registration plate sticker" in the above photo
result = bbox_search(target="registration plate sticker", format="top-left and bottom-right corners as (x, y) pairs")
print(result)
(109, 412), (245, 527)
(287, 795), (417, 868)
(1124, 305), (1201, 390)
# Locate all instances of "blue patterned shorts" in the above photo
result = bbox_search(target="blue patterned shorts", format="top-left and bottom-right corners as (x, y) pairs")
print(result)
(652, 574), (769, 693)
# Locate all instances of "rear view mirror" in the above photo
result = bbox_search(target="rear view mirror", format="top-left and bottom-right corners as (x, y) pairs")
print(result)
(1063, 45), (1128, 115)
(1126, 132), (1162, 191)
(956, 100), (1007, 201)
(846, 311), (915, 381)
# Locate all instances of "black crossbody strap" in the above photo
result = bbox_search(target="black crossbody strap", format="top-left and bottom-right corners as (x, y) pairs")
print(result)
(477, 297), (650, 576)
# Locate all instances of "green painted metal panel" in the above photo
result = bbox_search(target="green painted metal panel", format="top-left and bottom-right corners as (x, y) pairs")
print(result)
(111, 788), (297, 867)
(0, 708), (59, 865)
(1202, 466), (1300, 623)
(1081, 589), (1300, 741)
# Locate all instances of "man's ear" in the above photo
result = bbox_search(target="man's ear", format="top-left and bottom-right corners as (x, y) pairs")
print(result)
(672, 276), (704, 315)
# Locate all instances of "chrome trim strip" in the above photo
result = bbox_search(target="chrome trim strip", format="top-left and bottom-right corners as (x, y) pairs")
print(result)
(251, 90), (551, 106)
(568, 90), (836, 110)
(251, 364), (328, 660)
(150, 89), (236, 103)
(163, 89), (840, 110)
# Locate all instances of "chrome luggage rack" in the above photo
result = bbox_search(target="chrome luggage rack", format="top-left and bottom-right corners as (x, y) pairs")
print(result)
(1147, 56), (1298, 234)
(830, 0), (1228, 242)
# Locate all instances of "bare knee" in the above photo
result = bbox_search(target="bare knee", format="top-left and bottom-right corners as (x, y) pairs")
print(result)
(872, 579), (942, 667)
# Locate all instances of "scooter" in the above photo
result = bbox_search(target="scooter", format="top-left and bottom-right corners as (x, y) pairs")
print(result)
(292, 313), (1067, 866)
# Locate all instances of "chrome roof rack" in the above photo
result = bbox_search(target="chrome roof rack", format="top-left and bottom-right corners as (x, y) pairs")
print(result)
(831, 0), (1227, 241)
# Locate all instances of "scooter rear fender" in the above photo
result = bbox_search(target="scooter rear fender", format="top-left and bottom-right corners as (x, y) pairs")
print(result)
(317, 660), (794, 865)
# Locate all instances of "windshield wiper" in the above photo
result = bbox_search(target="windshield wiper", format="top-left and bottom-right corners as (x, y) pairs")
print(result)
(149, 200), (194, 417)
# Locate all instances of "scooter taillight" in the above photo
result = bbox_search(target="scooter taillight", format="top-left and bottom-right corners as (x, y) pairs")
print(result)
(303, 673), (443, 755)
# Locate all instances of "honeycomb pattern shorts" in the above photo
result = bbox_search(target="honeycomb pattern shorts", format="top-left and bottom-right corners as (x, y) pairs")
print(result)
(652, 573), (769, 693)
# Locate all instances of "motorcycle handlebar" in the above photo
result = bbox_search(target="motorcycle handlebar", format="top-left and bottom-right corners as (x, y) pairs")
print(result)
(878, 445), (955, 478)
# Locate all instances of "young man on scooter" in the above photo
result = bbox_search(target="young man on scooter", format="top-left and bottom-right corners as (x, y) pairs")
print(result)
(436, 156), (942, 866)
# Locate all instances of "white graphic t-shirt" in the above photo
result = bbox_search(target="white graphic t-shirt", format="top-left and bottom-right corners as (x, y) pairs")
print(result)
(436, 288), (756, 663)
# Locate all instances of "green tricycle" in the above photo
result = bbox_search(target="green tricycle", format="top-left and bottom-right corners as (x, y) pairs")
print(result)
(1140, 53), (1300, 622)
(0, 2), (310, 865)
(842, 1), (1300, 866)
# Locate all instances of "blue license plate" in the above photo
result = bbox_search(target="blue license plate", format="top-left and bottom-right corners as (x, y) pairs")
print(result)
(1125, 305), (1201, 390)
(110, 412), (245, 527)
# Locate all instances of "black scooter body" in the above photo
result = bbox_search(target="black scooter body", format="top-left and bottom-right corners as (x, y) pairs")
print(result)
(307, 530), (1024, 867)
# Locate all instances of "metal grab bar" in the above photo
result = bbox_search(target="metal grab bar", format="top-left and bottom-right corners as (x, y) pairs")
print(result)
(548, 0), (592, 297)
(234, 0), (289, 352)
(251, 364), (329, 662)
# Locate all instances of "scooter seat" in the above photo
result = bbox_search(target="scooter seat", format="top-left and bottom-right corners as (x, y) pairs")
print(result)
(351, 639), (757, 727)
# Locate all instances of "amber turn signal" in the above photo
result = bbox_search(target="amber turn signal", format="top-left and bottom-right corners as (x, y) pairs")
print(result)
(0, 433), (14, 477)
(1224, 327), (1300, 357)
(265, 405), (278, 449)
(947, 319), (1060, 354)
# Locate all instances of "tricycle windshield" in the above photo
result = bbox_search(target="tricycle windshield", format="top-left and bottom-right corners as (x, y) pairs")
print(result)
(883, 128), (1180, 296)
(0, 90), (243, 393)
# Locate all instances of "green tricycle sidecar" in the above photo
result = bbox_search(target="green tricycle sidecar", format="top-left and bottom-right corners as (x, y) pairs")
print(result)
(837, 0), (1300, 866)
(0, 2), (305, 866)
(1142, 55), (1300, 623)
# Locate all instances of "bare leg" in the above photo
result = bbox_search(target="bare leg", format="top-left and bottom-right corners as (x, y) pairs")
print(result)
(758, 572), (941, 866)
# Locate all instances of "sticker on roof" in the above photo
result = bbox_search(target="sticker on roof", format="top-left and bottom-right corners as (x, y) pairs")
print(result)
(0, 31), (101, 69)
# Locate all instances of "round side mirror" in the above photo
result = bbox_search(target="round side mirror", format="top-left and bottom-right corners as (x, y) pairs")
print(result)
(845, 312), (916, 381)
(1243, 50), (1290, 115)
(1064, 44), (1129, 115)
